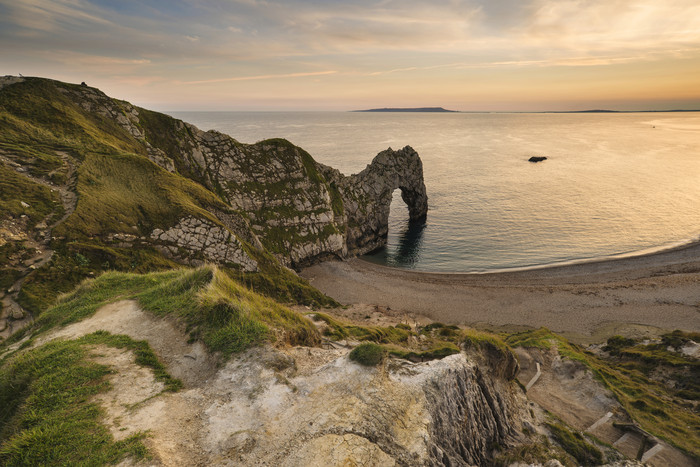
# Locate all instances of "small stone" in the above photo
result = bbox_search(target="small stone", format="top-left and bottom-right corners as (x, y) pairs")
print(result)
(10, 305), (24, 320)
(20, 201), (30, 208)
(544, 460), (564, 467)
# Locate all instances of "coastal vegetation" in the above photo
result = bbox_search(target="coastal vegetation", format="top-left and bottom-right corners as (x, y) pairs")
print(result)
(507, 328), (700, 458)
(0, 332), (175, 466)
(1, 76), (697, 465)
(348, 342), (385, 366)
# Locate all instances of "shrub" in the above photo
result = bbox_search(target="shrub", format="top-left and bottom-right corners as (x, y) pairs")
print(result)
(603, 335), (636, 355)
(349, 342), (385, 366)
(546, 422), (603, 466)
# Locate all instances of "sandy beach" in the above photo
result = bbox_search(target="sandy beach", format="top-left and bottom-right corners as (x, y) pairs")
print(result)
(301, 241), (700, 344)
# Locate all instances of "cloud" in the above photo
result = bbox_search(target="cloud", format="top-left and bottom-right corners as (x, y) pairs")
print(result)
(180, 70), (338, 84)
(1, 0), (699, 109)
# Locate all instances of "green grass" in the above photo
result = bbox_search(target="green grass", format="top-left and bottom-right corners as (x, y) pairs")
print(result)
(235, 249), (339, 308)
(53, 151), (230, 239)
(311, 314), (516, 365)
(546, 422), (603, 466)
(0, 330), (182, 466)
(16, 242), (179, 317)
(0, 163), (64, 229)
(505, 328), (557, 350)
(349, 342), (385, 366)
(138, 266), (319, 357)
(15, 266), (320, 359)
(0, 78), (143, 163)
(310, 312), (411, 344)
(386, 343), (461, 362)
(493, 436), (571, 467)
(508, 328), (700, 458)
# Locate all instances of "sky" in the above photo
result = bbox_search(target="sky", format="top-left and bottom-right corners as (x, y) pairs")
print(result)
(1, 0), (700, 111)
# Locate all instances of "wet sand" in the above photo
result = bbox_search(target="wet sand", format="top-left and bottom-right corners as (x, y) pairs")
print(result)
(301, 242), (700, 344)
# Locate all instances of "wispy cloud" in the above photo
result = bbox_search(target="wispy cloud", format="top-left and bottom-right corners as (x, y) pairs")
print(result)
(180, 70), (338, 84)
(1, 0), (699, 109)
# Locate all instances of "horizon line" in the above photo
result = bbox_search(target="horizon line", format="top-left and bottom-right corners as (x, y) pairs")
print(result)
(162, 108), (700, 114)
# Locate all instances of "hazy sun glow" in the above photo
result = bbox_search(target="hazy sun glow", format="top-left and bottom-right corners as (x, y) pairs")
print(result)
(1, 0), (699, 111)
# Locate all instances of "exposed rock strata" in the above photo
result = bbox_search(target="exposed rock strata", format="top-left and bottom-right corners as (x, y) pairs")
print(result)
(150, 217), (257, 271)
(321, 146), (429, 256)
(57, 82), (428, 268)
(189, 348), (529, 466)
(3, 77), (429, 273)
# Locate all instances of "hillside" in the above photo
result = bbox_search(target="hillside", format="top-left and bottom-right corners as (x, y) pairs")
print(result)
(0, 266), (618, 466)
(0, 77), (697, 466)
(0, 76), (427, 335)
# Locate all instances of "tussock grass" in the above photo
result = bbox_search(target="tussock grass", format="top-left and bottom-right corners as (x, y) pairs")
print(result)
(507, 328), (700, 458)
(17, 242), (179, 317)
(0, 331), (181, 466)
(546, 421), (603, 466)
(311, 315), (515, 364)
(311, 312), (411, 344)
(235, 250), (339, 308)
(0, 164), (63, 228)
(349, 342), (385, 366)
(0, 80), (142, 175)
(493, 436), (570, 467)
(18, 266), (319, 358)
(386, 343), (461, 362)
(54, 151), (229, 239)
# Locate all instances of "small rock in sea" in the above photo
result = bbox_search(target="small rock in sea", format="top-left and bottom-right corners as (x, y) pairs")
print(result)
(528, 156), (547, 163)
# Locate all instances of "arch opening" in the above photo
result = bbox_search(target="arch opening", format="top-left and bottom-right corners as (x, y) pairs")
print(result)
(378, 188), (426, 267)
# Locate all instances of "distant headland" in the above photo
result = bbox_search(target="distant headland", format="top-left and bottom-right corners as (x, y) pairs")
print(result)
(352, 107), (699, 114)
(353, 107), (457, 113)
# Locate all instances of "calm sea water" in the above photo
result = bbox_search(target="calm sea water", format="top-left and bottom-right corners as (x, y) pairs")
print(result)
(170, 111), (700, 272)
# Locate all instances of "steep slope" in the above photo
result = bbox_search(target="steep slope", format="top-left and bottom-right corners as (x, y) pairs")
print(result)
(0, 267), (574, 466)
(0, 76), (427, 336)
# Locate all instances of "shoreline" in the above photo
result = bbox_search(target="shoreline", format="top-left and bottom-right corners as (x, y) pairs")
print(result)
(301, 240), (700, 344)
(385, 235), (700, 276)
(364, 236), (700, 275)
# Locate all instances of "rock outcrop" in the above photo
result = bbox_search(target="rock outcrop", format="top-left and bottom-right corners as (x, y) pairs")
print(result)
(322, 146), (429, 256)
(54, 79), (429, 268)
(150, 217), (258, 271)
(0, 76), (430, 332)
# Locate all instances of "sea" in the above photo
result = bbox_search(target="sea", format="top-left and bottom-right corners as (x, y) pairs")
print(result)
(169, 111), (700, 273)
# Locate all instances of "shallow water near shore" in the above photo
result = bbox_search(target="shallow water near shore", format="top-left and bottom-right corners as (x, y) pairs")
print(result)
(171, 111), (700, 272)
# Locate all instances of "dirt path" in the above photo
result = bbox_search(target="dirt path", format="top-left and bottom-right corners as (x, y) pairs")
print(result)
(0, 151), (78, 338)
(27, 300), (218, 465)
(514, 347), (696, 466)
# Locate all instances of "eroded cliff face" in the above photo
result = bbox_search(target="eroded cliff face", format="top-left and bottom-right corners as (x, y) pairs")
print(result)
(56, 79), (429, 268)
(22, 298), (531, 466)
(320, 146), (429, 256)
(0, 76), (432, 337)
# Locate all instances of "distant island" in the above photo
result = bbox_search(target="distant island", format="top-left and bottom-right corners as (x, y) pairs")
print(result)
(353, 108), (699, 114)
(353, 107), (457, 113)
(543, 109), (700, 114)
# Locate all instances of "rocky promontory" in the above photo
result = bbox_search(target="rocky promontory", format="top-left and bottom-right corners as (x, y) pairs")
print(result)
(0, 76), (428, 334)
(40, 76), (428, 269)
